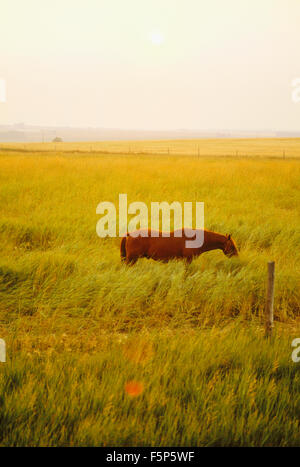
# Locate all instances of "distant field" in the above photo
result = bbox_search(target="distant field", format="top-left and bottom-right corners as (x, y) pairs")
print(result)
(1, 137), (300, 158)
(0, 140), (299, 446)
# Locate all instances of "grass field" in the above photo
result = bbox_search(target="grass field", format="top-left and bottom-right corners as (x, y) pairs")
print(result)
(1, 137), (300, 158)
(0, 139), (300, 446)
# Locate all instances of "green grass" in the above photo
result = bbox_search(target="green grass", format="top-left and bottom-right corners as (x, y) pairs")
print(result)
(0, 144), (299, 446)
(1, 324), (300, 446)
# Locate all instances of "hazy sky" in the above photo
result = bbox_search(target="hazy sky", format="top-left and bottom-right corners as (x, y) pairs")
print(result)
(1, 0), (300, 130)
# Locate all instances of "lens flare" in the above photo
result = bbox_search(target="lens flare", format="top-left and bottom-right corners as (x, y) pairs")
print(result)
(149, 31), (164, 46)
(125, 381), (144, 397)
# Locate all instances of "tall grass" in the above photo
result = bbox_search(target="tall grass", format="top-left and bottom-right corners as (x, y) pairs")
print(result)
(1, 324), (300, 446)
(0, 145), (299, 445)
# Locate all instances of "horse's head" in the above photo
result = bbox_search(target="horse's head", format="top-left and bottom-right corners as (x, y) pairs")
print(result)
(223, 234), (238, 257)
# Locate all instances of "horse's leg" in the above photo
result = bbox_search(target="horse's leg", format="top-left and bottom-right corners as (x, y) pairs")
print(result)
(125, 254), (138, 266)
(184, 255), (193, 266)
(182, 256), (192, 278)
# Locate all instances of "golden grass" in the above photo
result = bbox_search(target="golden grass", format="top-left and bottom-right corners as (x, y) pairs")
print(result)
(1, 137), (300, 158)
(0, 140), (299, 445)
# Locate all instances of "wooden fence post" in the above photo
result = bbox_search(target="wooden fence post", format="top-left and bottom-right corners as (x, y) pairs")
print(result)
(265, 261), (275, 337)
(0, 339), (6, 363)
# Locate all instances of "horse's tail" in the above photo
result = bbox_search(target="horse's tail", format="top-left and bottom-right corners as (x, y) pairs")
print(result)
(120, 234), (128, 262)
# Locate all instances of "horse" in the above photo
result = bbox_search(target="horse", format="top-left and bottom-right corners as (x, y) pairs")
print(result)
(120, 228), (238, 265)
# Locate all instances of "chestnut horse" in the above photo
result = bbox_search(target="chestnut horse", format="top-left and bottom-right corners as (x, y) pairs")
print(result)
(120, 228), (238, 265)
